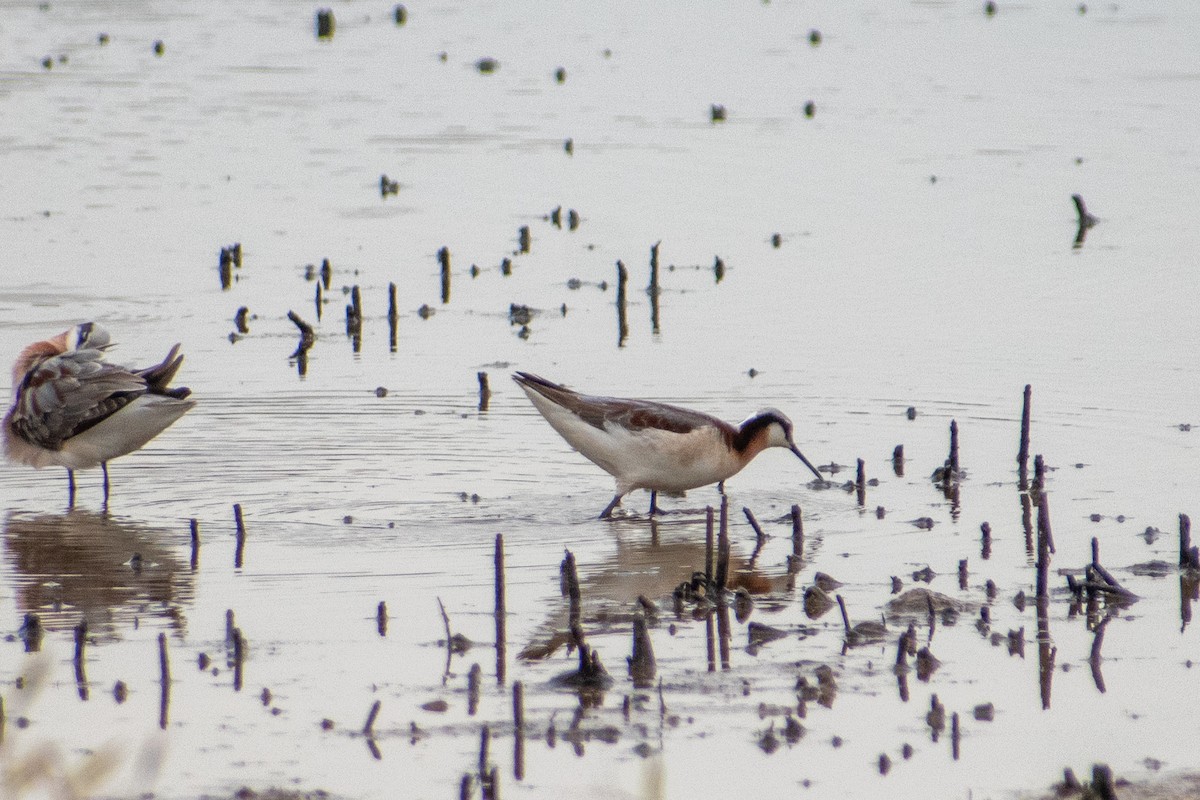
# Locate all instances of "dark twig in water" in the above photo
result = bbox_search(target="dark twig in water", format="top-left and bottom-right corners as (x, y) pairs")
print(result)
(743, 506), (767, 568)
(1072, 194), (1098, 249)
(232, 627), (244, 692)
(1089, 614), (1110, 693)
(467, 664), (482, 716)
(478, 372), (491, 412)
(615, 260), (628, 348)
(439, 247), (451, 304)
(74, 618), (88, 700)
(494, 534), (507, 684)
(189, 518), (200, 571)
(158, 632), (170, 730)
(512, 682), (525, 780)
(1180, 513), (1198, 569)
(478, 724), (490, 785)
(561, 550), (582, 629)
(705, 506), (715, 584)
(790, 504), (804, 568)
(437, 597), (454, 680)
(363, 699), (381, 737)
(1035, 493), (1052, 601)
(648, 241), (661, 334)
(715, 497), (730, 591)
(1018, 384), (1032, 485)
(628, 613), (656, 688)
(1091, 764), (1118, 800)
(949, 419), (959, 476)
(287, 311), (316, 375)
(234, 503), (246, 568)
(387, 282), (398, 352)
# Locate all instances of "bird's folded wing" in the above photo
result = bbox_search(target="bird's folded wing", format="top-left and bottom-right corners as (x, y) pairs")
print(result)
(9, 351), (148, 450)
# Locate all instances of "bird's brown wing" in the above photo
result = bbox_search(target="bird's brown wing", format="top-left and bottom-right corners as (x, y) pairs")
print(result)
(513, 372), (734, 439)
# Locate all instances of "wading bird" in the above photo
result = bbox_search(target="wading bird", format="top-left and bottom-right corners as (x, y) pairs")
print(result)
(3, 323), (195, 506)
(513, 372), (823, 518)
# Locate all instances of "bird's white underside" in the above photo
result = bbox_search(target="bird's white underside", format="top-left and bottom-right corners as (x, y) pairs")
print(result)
(5, 393), (195, 470)
(521, 386), (746, 496)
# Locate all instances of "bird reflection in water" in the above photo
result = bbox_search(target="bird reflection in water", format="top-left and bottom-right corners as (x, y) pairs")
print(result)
(3, 509), (193, 641)
(519, 515), (787, 664)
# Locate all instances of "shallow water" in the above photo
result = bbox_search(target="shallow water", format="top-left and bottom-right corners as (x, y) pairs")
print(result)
(1, 1), (1199, 798)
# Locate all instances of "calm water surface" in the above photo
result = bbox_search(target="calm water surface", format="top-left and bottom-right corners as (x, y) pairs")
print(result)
(1, 1), (1199, 798)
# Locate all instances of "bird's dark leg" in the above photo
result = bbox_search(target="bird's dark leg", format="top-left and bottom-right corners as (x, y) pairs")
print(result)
(67, 469), (76, 509)
(648, 490), (663, 517)
(718, 480), (726, 496)
(599, 495), (623, 519)
(102, 462), (110, 508)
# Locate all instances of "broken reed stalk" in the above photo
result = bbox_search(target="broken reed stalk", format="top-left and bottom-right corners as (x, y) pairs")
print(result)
(1036, 493), (1052, 600)
(980, 521), (992, 561)
(377, 601), (388, 637)
(74, 618), (88, 700)
(836, 594), (852, 635)
(648, 241), (660, 296)
(388, 282), (399, 351)
(949, 420), (959, 476)
(629, 614), (657, 688)
(1032, 454), (1046, 496)
(467, 664), (482, 716)
(743, 506), (766, 544)
(561, 550), (581, 628)
(494, 534), (507, 685)
(363, 699), (381, 737)
(892, 444), (904, 477)
(1089, 615), (1110, 694)
(791, 504), (804, 562)
(439, 247), (451, 304)
(287, 310), (316, 348)
(705, 612), (716, 673)
(478, 372), (491, 411)
(1181, 513), (1198, 569)
(232, 628), (244, 691)
(314, 283), (323, 320)
(478, 724), (490, 785)
(616, 260), (628, 347)
(705, 506), (715, 584)
(513, 682), (525, 780)
(438, 597), (453, 649)
(234, 503), (246, 568)
(158, 632), (170, 730)
(1091, 764), (1118, 800)
(951, 712), (960, 760)
(1018, 384), (1032, 474)
(716, 595), (731, 670)
(189, 518), (200, 570)
(958, 559), (968, 590)
(855, 458), (866, 506)
(459, 774), (472, 800)
(715, 497), (730, 591)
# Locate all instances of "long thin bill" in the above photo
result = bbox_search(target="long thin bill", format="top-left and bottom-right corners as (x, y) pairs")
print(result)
(790, 443), (824, 482)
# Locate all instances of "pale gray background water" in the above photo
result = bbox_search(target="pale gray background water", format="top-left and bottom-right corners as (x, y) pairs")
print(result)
(1, 2), (1198, 798)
